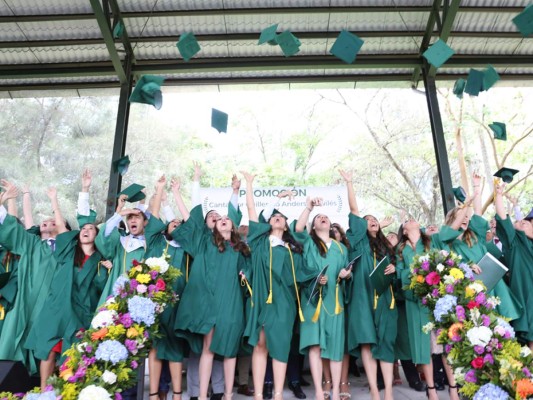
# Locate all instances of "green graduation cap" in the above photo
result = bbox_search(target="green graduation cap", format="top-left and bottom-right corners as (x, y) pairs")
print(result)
(494, 167), (519, 183)
(119, 183), (146, 202)
(329, 30), (365, 64)
(452, 186), (467, 203)
(464, 68), (484, 96)
(482, 65), (500, 91)
(176, 32), (201, 62)
(524, 207), (533, 221)
(453, 78), (466, 99)
(113, 20), (124, 39)
(269, 208), (288, 221)
(112, 155), (130, 175)
(275, 30), (301, 57)
(258, 24), (279, 45)
(422, 39), (455, 68)
(77, 209), (97, 228)
(512, 4), (533, 37)
(129, 75), (164, 109)
(489, 122), (506, 141)
(211, 108), (228, 133)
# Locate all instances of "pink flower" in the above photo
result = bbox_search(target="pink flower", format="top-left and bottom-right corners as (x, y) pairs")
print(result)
(471, 357), (484, 369)
(425, 272), (441, 285)
(136, 284), (147, 294)
(155, 278), (166, 291)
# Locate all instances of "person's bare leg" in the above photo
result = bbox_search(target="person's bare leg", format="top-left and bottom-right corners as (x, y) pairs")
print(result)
(329, 359), (342, 400)
(40, 351), (57, 391)
(252, 330), (268, 397)
(380, 361), (394, 400)
(340, 354), (351, 400)
(442, 355), (459, 400)
(272, 358), (288, 399)
(148, 349), (163, 398)
(223, 357), (237, 399)
(421, 362), (438, 400)
(308, 346), (324, 400)
(169, 361), (183, 399)
(199, 329), (215, 400)
(360, 345), (379, 400)
(322, 358), (332, 399)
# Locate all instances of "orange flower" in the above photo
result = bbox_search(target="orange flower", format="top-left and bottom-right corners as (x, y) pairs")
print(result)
(516, 378), (533, 399)
(59, 367), (73, 381)
(416, 275), (425, 283)
(448, 322), (463, 341)
(91, 327), (109, 341)
(127, 327), (139, 338)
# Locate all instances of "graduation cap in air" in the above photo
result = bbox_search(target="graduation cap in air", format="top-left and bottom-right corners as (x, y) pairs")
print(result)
(329, 30), (365, 64)
(119, 183), (146, 203)
(112, 155), (130, 175)
(211, 108), (228, 133)
(176, 32), (201, 62)
(483, 65), (500, 91)
(489, 122), (507, 141)
(524, 207), (533, 221)
(494, 167), (519, 183)
(512, 4), (533, 37)
(129, 75), (164, 109)
(113, 20), (124, 39)
(258, 24), (279, 45)
(77, 210), (97, 228)
(275, 30), (301, 57)
(422, 39), (455, 68)
(452, 186), (467, 203)
(453, 78), (466, 99)
(464, 69), (484, 96)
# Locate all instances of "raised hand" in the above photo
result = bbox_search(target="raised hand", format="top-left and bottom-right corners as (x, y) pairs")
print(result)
(277, 189), (294, 200)
(81, 168), (92, 192)
(472, 171), (483, 194)
(170, 177), (181, 192)
(380, 216), (394, 229)
(116, 194), (128, 213)
(231, 174), (241, 192)
(311, 197), (323, 207)
(156, 175), (166, 190)
(240, 171), (256, 184)
(0, 180), (19, 204)
(338, 169), (353, 183)
(193, 161), (203, 181)
(46, 187), (58, 200)
(495, 182), (506, 196)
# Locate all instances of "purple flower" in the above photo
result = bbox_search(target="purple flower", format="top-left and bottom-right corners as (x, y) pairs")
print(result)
(445, 344), (452, 353)
(148, 284), (157, 294)
(446, 284), (454, 293)
(523, 367), (531, 378)
(421, 261), (430, 271)
(481, 314), (491, 327)
(82, 355), (95, 365)
(116, 393), (123, 400)
(475, 292), (486, 305)
(86, 345), (93, 353)
(150, 270), (158, 279)
(432, 289), (439, 297)
(131, 360), (138, 369)
(120, 313), (133, 328)
(483, 353), (494, 364)
(446, 259), (454, 266)
(125, 339), (138, 355)
(413, 268), (419, 274)
(456, 305), (466, 322)
(465, 369), (477, 383)
(473, 345), (485, 355)
(422, 297), (428, 305)
(130, 279), (139, 289)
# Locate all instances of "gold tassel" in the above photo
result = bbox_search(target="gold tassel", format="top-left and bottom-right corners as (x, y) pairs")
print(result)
(0, 304), (5, 320)
(267, 241), (273, 304)
(335, 283), (342, 314)
(186, 254), (190, 283)
(298, 308), (305, 322)
(389, 285), (396, 310)
(312, 289), (322, 322)
(288, 247), (304, 322)
(266, 290), (273, 304)
(373, 289), (378, 310)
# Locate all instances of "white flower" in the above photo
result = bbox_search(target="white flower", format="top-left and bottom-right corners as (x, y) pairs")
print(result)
(76, 342), (88, 353)
(91, 309), (117, 329)
(439, 250), (449, 257)
(468, 282), (484, 293)
(419, 254), (429, 262)
(102, 370), (117, 384)
(105, 297), (116, 305)
(443, 275), (455, 285)
(145, 256), (170, 274)
(422, 322), (435, 334)
(436, 263), (445, 273)
(453, 367), (465, 385)
(520, 346), (532, 357)
(78, 385), (112, 400)
(466, 326), (493, 347)
(486, 296), (501, 308)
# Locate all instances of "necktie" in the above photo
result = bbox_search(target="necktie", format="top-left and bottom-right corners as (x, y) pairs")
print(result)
(48, 238), (56, 252)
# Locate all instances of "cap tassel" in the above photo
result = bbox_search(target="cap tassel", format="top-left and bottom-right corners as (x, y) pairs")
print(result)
(312, 289), (322, 323)
(389, 285), (396, 310)
(335, 283), (342, 314)
(266, 290), (273, 304)
(0, 304), (4, 320)
(298, 308), (305, 322)
(373, 290), (378, 310)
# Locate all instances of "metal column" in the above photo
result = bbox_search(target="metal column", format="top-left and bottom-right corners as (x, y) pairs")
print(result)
(422, 65), (455, 215)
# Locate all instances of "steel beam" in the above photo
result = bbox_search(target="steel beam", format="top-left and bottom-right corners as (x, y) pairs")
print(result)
(422, 66), (455, 215)
(428, 0), (461, 77)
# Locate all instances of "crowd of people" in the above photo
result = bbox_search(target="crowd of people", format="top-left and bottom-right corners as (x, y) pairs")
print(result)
(0, 166), (531, 400)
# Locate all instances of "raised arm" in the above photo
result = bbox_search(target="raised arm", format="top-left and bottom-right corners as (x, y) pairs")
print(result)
(448, 194), (474, 230)
(191, 161), (203, 207)
(78, 168), (92, 216)
(0, 180), (19, 219)
(339, 169), (359, 215)
(151, 175), (166, 219)
(494, 182), (507, 220)
(241, 171), (258, 223)
(171, 178), (190, 221)
(47, 187), (68, 234)
(295, 196), (320, 232)
(504, 193), (522, 221)
(7, 196), (17, 218)
(472, 172), (483, 216)
(21, 184), (34, 229)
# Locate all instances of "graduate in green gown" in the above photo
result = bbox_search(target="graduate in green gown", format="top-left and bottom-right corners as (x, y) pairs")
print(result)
(241, 172), (306, 400)
(145, 176), (190, 400)
(0, 180), (59, 375)
(494, 183), (533, 349)
(294, 195), (351, 400)
(171, 179), (250, 400)
(24, 185), (107, 390)
(339, 170), (397, 400)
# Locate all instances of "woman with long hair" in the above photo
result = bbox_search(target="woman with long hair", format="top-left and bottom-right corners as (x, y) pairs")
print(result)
(241, 171), (306, 400)
(340, 170), (397, 400)
(294, 196), (351, 400)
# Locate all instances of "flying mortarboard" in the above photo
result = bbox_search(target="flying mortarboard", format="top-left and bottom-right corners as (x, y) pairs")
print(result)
(464, 68), (484, 96)
(129, 75), (164, 109)
(489, 122), (507, 141)
(119, 183), (146, 203)
(453, 78), (466, 98)
(176, 32), (201, 62)
(512, 4), (533, 37)
(493, 167), (519, 183)
(524, 207), (533, 221)
(452, 186), (467, 203)
(482, 65), (500, 91)
(77, 210), (97, 228)
(258, 24), (279, 45)
(275, 30), (301, 57)
(113, 20), (124, 39)
(211, 108), (228, 133)
(112, 155), (130, 175)
(422, 39), (455, 68)
(329, 30), (365, 64)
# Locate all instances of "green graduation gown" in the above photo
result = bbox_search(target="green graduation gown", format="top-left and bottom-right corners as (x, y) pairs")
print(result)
(95, 221), (146, 306)
(439, 215), (522, 321)
(345, 214), (398, 363)
(294, 230), (348, 362)
(495, 214), (533, 342)
(24, 230), (107, 360)
(0, 214), (58, 374)
(172, 205), (248, 358)
(243, 220), (305, 363)
(145, 216), (189, 362)
(0, 248), (19, 335)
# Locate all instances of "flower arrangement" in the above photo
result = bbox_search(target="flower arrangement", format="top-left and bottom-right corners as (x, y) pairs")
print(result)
(410, 249), (533, 400)
(0, 254), (181, 400)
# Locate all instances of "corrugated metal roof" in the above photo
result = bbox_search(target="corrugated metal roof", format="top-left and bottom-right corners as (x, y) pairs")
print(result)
(0, 0), (532, 92)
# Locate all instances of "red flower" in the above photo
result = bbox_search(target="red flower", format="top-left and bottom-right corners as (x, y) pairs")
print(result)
(155, 278), (166, 291)
(132, 259), (140, 266)
(467, 300), (480, 309)
(425, 271), (441, 285)
(471, 357), (484, 369)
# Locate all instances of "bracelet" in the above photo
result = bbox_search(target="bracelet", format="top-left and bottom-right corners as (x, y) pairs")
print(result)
(23, 191), (29, 194)
(305, 206), (312, 212)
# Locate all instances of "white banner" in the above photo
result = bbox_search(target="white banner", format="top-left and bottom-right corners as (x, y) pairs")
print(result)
(199, 186), (351, 227)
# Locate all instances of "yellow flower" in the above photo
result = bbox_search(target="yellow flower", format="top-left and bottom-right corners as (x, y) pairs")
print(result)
(59, 367), (73, 381)
(465, 286), (475, 298)
(449, 268), (464, 281)
(106, 302), (119, 311)
(127, 327), (139, 338)
(108, 324), (126, 339)
(136, 273), (151, 284)
(61, 383), (79, 400)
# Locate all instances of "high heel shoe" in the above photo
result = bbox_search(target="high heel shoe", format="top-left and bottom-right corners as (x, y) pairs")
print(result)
(322, 380), (332, 400)
(425, 386), (436, 399)
(448, 385), (459, 400)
